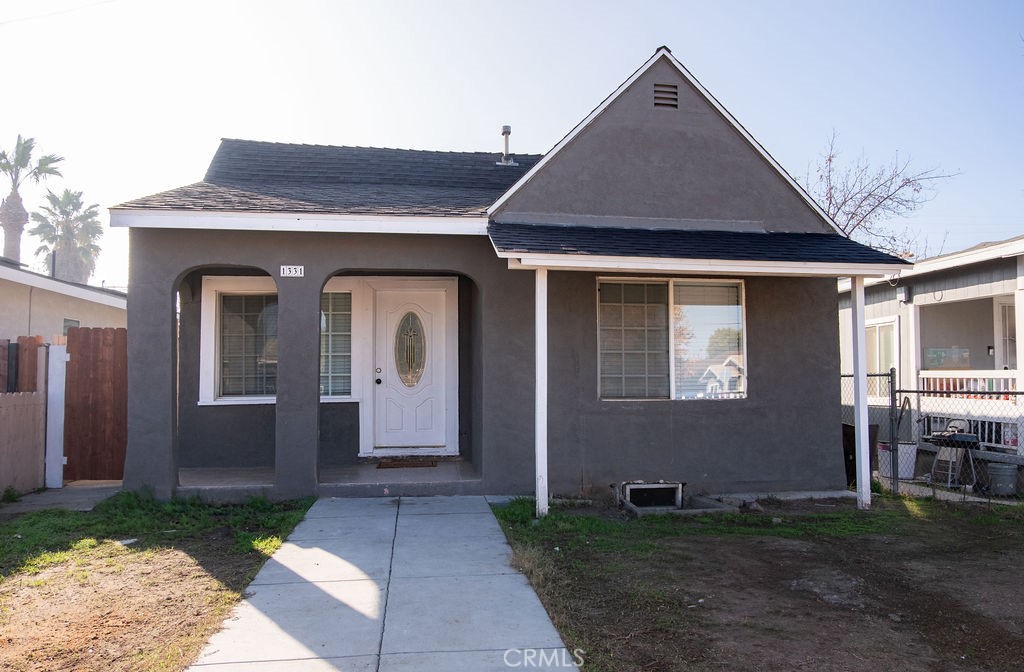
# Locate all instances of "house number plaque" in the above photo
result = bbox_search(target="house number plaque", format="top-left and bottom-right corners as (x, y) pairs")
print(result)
(280, 265), (304, 278)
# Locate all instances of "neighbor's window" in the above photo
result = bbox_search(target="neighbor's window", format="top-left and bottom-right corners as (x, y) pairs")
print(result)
(598, 279), (746, 400)
(220, 294), (279, 396)
(320, 292), (353, 396)
(62, 318), (80, 335)
(866, 321), (896, 397)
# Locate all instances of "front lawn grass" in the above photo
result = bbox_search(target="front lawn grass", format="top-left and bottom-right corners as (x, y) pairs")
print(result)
(494, 495), (1024, 672)
(0, 491), (313, 672)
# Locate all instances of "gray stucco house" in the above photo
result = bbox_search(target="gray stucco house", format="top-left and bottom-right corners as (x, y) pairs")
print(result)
(113, 48), (906, 504)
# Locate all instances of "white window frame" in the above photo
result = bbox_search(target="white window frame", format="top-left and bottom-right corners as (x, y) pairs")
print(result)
(596, 277), (748, 401)
(865, 316), (899, 400)
(321, 276), (370, 404)
(994, 297), (1016, 370)
(199, 276), (369, 405)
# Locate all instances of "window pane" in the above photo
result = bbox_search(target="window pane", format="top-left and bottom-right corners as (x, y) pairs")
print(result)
(878, 324), (895, 372)
(673, 281), (745, 400)
(598, 282), (670, 398)
(320, 291), (353, 396)
(220, 294), (278, 396)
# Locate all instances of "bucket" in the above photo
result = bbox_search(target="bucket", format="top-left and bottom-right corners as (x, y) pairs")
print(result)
(988, 463), (1018, 496)
(878, 442), (917, 480)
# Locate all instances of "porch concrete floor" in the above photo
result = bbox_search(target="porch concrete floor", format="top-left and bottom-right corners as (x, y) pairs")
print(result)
(187, 496), (576, 671)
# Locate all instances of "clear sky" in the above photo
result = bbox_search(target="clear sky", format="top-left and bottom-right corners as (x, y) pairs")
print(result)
(1, 0), (1021, 290)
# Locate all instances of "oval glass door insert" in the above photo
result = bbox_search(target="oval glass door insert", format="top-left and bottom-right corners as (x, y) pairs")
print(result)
(395, 311), (426, 387)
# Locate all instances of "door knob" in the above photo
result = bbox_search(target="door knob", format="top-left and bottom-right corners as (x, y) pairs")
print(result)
(376, 378), (382, 385)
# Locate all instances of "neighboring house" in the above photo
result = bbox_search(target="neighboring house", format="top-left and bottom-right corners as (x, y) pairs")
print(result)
(0, 256), (126, 342)
(839, 235), (1024, 452)
(700, 355), (745, 398)
(112, 47), (907, 502)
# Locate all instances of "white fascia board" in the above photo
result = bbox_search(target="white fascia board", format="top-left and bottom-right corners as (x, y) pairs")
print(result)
(109, 209), (489, 235)
(487, 47), (845, 237)
(504, 254), (899, 278)
(837, 236), (1024, 294)
(0, 264), (127, 309)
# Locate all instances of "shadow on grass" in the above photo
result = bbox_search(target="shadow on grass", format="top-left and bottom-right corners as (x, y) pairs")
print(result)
(0, 490), (314, 585)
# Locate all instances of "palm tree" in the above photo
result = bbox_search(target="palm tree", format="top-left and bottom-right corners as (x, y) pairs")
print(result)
(0, 135), (63, 262)
(29, 189), (102, 283)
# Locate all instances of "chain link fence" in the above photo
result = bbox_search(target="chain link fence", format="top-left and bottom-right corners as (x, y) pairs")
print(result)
(841, 370), (1024, 502)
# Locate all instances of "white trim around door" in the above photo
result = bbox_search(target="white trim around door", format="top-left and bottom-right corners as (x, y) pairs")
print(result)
(198, 274), (458, 458)
(363, 277), (459, 457)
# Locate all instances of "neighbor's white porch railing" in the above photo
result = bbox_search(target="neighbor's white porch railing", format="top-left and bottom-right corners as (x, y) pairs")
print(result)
(913, 370), (1021, 455)
(918, 370), (1018, 395)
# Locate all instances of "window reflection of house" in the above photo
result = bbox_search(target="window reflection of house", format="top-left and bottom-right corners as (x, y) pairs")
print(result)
(699, 354), (745, 398)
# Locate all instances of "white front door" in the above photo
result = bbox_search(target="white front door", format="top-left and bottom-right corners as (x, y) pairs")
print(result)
(373, 281), (456, 452)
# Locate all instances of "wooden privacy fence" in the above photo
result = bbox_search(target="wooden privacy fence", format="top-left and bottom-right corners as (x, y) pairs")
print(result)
(0, 391), (46, 493)
(0, 336), (43, 392)
(64, 327), (128, 481)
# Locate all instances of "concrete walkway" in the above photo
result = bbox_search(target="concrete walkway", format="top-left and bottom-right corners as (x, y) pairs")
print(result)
(188, 496), (579, 671)
(0, 481), (121, 520)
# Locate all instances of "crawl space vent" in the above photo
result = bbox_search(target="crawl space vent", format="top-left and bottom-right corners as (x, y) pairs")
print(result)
(617, 481), (684, 513)
(653, 83), (679, 109)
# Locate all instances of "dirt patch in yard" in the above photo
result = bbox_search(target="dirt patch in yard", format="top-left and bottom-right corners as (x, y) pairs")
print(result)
(498, 496), (1024, 672)
(0, 494), (310, 672)
(1, 541), (249, 671)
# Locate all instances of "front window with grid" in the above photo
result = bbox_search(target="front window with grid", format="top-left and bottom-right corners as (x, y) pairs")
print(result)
(220, 294), (279, 396)
(215, 290), (354, 399)
(598, 279), (746, 400)
(320, 292), (352, 396)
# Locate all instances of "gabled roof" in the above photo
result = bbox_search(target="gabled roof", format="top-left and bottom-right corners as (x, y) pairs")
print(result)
(116, 140), (542, 217)
(487, 47), (843, 236)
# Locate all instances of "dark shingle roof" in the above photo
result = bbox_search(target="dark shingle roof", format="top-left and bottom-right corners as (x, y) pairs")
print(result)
(488, 222), (910, 266)
(117, 140), (541, 216)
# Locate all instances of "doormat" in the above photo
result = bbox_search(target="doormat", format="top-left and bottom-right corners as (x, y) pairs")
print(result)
(376, 458), (438, 469)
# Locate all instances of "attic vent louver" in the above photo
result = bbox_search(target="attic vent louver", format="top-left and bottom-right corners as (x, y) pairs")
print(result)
(654, 83), (678, 109)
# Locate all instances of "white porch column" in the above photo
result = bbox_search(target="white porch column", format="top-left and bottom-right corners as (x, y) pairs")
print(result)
(535, 268), (549, 517)
(851, 276), (871, 509)
(1016, 257), (1024, 394)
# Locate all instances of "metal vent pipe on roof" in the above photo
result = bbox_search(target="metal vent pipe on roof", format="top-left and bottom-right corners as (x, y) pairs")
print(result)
(497, 125), (518, 166)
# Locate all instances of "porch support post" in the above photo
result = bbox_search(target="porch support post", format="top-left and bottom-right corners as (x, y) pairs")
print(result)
(535, 268), (549, 517)
(1016, 257), (1024, 395)
(274, 275), (321, 498)
(851, 276), (871, 510)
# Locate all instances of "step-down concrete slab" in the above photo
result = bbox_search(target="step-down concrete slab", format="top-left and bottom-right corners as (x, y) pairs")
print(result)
(187, 496), (578, 671)
(303, 496), (400, 519)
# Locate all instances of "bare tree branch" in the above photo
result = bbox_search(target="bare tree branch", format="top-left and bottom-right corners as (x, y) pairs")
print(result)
(802, 130), (957, 259)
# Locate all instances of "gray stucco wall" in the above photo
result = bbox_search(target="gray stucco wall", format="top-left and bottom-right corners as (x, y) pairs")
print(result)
(126, 227), (846, 499)
(548, 273), (845, 495)
(494, 57), (832, 235)
(125, 228), (539, 498)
